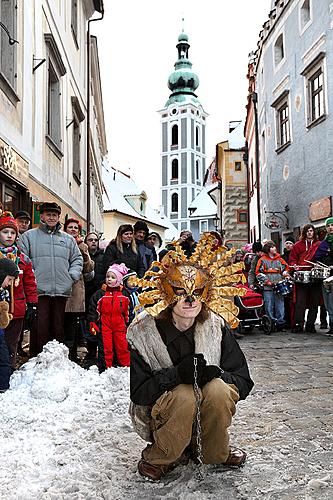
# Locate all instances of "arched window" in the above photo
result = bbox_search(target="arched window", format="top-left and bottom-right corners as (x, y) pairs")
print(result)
(196, 126), (200, 147)
(171, 193), (178, 212)
(171, 159), (178, 179)
(274, 34), (284, 66)
(171, 124), (178, 146)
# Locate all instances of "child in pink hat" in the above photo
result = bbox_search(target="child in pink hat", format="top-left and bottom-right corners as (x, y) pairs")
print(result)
(87, 263), (130, 371)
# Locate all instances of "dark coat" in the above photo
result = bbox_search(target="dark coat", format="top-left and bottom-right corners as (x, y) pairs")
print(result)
(85, 249), (105, 305)
(136, 240), (154, 272)
(315, 240), (333, 266)
(102, 241), (145, 277)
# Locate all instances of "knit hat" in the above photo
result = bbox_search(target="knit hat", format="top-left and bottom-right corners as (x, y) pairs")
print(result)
(0, 211), (18, 235)
(64, 218), (82, 234)
(284, 236), (295, 244)
(243, 243), (253, 252)
(123, 271), (137, 287)
(0, 257), (19, 286)
(119, 224), (133, 236)
(107, 263), (129, 286)
(39, 202), (61, 214)
(252, 241), (263, 253)
(147, 232), (162, 248)
(325, 217), (333, 227)
(15, 210), (31, 221)
(133, 220), (149, 236)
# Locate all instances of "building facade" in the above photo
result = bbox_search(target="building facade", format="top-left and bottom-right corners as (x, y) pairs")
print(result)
(248, 0), (333, 248)
(159, 32), (208, 236)
(216, 121), (248, 248)
(0, 0), (105, 232)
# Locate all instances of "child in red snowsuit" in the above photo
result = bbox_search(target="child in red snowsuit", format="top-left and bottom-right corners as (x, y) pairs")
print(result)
(88, 263), (130, 372)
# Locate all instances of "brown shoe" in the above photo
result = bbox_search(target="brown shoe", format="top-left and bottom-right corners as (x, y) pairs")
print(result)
(138, 459), (168, 481)
(223, 448), (247, 467)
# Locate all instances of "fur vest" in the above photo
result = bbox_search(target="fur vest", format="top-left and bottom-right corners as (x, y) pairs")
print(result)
(127, 310), (224, 442)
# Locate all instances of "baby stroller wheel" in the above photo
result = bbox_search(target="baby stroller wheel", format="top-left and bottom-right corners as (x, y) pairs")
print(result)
(261, 315), (273, 335)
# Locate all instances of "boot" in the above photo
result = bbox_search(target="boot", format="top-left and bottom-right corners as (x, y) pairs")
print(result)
(138, 459), (170, 481)
(305, 323), (316, 333)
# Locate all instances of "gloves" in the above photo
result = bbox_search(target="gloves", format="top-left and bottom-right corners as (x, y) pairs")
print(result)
(90, 322), (99, 336)
(199, 365), (223, 388)
(177, 353), (206, 385)
(25, 303), (37, 329)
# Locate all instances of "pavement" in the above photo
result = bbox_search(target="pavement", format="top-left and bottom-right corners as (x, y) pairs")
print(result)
(226, 327), (333, 499)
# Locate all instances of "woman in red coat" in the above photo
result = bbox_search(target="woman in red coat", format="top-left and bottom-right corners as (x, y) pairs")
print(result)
(88, 263), (130, 372)
(0, 212), (38, 367)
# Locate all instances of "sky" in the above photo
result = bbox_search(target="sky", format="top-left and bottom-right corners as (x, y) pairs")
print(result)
(92, 0), (271, 207)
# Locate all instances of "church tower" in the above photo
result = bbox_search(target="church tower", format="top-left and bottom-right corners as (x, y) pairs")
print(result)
(159, 32), (208, 234)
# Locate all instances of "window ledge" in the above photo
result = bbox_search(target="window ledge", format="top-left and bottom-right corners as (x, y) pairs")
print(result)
(73, 172), (81, 186)
(276, 140), (291, 154)
(307, 114), (327, 130)
(0, 73), (20, 106)
(45, 135), (64, 159)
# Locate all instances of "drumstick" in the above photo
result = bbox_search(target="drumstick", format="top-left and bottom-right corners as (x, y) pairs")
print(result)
(304, 259), (329, 268)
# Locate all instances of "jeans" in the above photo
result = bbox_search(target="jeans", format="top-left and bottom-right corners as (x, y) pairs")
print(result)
(322, 286), (333, 329)
(263, 290), (285, 325)
(0, 331), (11, 391)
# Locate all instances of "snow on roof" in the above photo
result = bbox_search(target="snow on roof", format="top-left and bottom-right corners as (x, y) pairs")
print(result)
(102, 162), (168, 229)
(228, 120), (245, 150)
(189, 184), (217, 218)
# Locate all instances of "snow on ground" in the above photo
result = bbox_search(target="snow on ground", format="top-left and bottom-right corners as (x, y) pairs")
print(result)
(1, 339), (332, 500)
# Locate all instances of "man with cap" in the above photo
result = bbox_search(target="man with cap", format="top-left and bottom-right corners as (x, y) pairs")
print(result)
(281, 237), (295, 264)
(19, 202), (83, 356)
(14, 211), (31, 236)
(315, 217), (333, 335)
(133, 221), (154, 273)
(248, 242), (263, 289)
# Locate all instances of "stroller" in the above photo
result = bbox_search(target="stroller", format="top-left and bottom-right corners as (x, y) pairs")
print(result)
(235, 285), (273, 335)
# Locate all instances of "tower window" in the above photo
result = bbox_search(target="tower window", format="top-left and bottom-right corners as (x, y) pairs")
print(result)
(274, 34), (284, 67)
(171, 124), (178, 146)
(171, 193), (178, 213)
(171, 159), (178, 179)
(196, 160), (200, 180)
(196, 126), (200, 147)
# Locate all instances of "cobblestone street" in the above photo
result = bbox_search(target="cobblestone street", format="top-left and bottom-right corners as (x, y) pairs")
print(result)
(226, 329), (333, 499)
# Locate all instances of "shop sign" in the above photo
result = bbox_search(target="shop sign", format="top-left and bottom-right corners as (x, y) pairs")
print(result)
(0, 141), (29, 186)
(309, 196), (331, 222)
(264, 214), (284, 230)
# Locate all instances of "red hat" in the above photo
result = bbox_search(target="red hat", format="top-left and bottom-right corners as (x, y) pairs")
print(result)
(0, 211), (18, 235)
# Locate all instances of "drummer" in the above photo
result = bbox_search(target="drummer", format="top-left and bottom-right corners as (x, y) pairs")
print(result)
(315, 217), (333, 335)
(255, 241), (290, 331)
(289, 224), (321, 333)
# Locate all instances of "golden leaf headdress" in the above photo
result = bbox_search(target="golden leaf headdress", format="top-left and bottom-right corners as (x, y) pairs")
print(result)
(135, 233), (246, 328)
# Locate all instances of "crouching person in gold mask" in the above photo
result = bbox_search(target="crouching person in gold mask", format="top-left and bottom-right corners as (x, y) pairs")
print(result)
(127, 233), (254, 481)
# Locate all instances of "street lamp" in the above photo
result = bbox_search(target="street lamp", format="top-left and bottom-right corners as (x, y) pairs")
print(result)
(0, 21), (19, 45)
(214, 215), (220, 232)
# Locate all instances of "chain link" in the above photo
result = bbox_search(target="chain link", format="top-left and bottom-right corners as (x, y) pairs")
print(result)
(193, 357), (204, 480)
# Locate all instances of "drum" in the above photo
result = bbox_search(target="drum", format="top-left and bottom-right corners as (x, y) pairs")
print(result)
(293, 271), (311, 283)
(273, 279), (293, 296)
(310, 267), (331, 281)
(323, 276), (333, 293)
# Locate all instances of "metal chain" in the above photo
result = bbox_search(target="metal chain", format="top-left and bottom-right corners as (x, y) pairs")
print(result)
(193, 357), (204, 480)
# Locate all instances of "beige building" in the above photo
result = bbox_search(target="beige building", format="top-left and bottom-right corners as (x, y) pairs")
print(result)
(0, 0), (105, 232)
(216, 121), (248, 248)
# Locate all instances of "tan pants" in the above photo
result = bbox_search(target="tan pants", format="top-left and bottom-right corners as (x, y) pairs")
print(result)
(142, 379), (239, 466)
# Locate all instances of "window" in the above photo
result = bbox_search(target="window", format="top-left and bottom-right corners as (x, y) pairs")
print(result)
(196, 126), (200, 147)
(71, 0), (78, 45)
(238, 210), (248, 224)
(171, 159), (178, 179)
(274, 34), (284, 67)
(171, 124), (178, 147)
(0, 0), (18, 103)
(301, 53), (326, 127)
(44, 34), (66, 156)
(235, 161), (241, 171)
(200, 220), (208, 234)
(195, 160), (200, 180)
(300, 0), (311, 31)
(171, 193), (178, 213)
(271, 91), (291, 151)
(261, 131), (266, 166)
(71, 97), (84, 184)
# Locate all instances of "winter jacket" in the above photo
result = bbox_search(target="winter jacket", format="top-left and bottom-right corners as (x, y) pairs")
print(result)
(102, 241), (145, 278)
(19, 222), (83, 297)
(255, 253), (289, 289)
(12, 253), (37, 319)
(127, 311), (254, 441)
(66, 241), (94, 314)
(85, 249), (105, 304)
(314, 240), (333, 267)
(248, 255), (260, 286)
(289, 239), (320, 268)
(87, 285), (129, 330)
(135, 240), (154, 272)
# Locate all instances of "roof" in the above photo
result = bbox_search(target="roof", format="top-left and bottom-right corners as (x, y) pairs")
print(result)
(228, 120), (246, 150)
(188, 184), (217, 218)
(102, 162), (169, 230)
(93, 0), (104, 14)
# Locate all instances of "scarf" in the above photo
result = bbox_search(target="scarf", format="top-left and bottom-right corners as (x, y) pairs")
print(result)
(325, 233), (333, 244)
(0, 244), (20, 266)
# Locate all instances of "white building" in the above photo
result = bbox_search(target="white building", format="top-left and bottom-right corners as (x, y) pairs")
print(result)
(0, 0), (105, 232)
(159, 32), (208, 237)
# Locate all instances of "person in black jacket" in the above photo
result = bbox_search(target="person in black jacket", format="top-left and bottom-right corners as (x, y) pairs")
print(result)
(102, 224), (145, 278)
(127, 232), (254, 481)
(133, 221), (155, 272)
